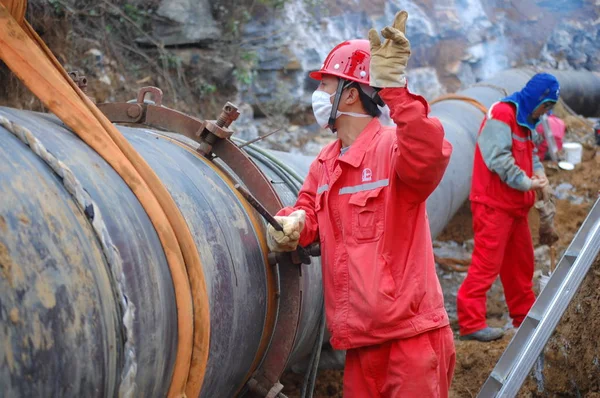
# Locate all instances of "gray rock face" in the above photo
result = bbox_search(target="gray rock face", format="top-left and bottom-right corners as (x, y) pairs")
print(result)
(541, 20), (600, 71)
(235, 0), (528, 113)
(141, 0), (596, 137)
(232, 0), (596, 115)
(141, 0), (595, 114)
(172, 49), (235, 81)
(150, 0), (221, 46)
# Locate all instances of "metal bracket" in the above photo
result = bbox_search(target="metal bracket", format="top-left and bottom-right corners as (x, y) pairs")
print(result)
(196, 102), (240, 156)
(97, 87), (279, 212)
(247, 379), (287, 398)
(137, 86), (163, 106)
(98, 86), (240, 158)
(97, 87), (306, 397)
(266, 382), (285, 398)
(268, 243), (321, 267)
(69, 70), (95, 103)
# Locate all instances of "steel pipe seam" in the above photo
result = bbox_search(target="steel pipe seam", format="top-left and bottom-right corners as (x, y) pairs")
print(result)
(153, 132), (280, 397)
(0, 108), (268, 398)
(119, 127), (274, 398)
(247, 150), (324, 368)
(0, 114), (143, 395)
(110, 120), (318, 395)
(0, 108), (181, 396)
(1, 113), (121, 396)
(0, 16), (202, 394)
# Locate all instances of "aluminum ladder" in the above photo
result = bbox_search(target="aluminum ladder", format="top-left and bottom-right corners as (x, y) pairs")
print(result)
(478, 197), (600, 397)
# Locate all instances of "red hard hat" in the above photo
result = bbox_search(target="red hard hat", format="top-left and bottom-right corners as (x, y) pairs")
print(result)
(309, 39), (371, 85)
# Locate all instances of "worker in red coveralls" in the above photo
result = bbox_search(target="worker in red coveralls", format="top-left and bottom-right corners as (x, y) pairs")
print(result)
(266, 11), (455, 397)
(456, 73), (561, 342)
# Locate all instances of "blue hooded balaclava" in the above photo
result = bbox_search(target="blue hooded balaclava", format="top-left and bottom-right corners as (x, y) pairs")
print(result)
(501, 73), (560, 130)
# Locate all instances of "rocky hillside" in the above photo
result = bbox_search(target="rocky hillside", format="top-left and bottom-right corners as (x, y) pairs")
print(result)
(1, 0), (599, 153)
(235, 0), (599, 106)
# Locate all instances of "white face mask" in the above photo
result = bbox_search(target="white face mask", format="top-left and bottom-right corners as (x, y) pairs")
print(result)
(311, 89), (370, 129)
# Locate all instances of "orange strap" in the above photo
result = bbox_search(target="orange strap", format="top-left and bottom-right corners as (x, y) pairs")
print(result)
(0, 3), (209, 397)
(430, 94), (488, 115)
(3, 0), (25, 22)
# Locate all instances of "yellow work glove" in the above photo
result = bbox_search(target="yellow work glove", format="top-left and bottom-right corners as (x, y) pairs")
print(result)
(266, 210), (306, 252)
(368, 10), (411, 88)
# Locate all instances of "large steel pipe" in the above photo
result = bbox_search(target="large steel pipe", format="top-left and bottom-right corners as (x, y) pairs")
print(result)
(0, 107), (322, 397)
(1, 68), (599, 396)
(0, 110), (177, 397)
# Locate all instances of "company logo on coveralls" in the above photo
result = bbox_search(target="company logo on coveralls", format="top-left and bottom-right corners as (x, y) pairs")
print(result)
(362, 168), (372, 182)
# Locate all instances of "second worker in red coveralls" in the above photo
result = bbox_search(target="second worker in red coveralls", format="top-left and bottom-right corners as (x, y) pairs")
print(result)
(456, 73), (560, 342)
(266, 11), (456, 397)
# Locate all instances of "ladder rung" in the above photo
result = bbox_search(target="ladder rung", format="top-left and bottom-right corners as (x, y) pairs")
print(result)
(560, 250), (579, 267)
(490, 371), (504, 383)
(527, 311), (542, 323)
(564, 250), (579, 259)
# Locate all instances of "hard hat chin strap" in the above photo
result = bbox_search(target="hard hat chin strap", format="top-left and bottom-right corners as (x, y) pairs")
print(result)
(328, 79), (347, 133)
(328, 80), (384, 132)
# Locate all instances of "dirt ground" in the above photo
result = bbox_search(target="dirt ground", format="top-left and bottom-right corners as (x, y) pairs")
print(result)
(433, 145), (600, 398)
(282, 141), (600, 396)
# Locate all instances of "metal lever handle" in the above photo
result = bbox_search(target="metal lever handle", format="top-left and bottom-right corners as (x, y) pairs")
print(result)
(234, 183), (321, 266)
(234, 183), (283, 232)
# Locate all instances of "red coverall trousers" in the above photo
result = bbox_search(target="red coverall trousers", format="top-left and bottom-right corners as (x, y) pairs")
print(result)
(343, 326), (456, 397)
(457, 203), (536, 335)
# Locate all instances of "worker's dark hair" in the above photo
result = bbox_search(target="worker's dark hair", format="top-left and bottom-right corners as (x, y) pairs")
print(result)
(346, 82), (382, 118)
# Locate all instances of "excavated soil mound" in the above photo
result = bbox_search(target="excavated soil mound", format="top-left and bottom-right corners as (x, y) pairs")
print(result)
(452, 335), (515, 398)
(531, 255), (600, 396)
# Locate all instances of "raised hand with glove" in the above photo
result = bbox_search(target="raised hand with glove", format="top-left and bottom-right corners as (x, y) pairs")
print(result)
(266, 210), (306, 252)
(368, 10), (411, 88)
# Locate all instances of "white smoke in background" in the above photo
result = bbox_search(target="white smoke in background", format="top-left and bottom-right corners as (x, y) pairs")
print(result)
(457, 0), (487, 28)
(384, 0), (436, 42)
(468, 38), (511, 80)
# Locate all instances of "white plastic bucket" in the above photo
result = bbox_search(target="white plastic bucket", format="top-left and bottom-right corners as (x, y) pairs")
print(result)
(563, 142), (583, 165)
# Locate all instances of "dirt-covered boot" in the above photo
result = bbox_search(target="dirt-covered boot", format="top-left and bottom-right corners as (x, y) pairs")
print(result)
(460, 327), (504, 342)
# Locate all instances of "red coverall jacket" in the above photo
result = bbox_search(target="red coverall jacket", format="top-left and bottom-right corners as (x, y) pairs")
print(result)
(278, 88), (453, 350)
(470, 102), (536, 215)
